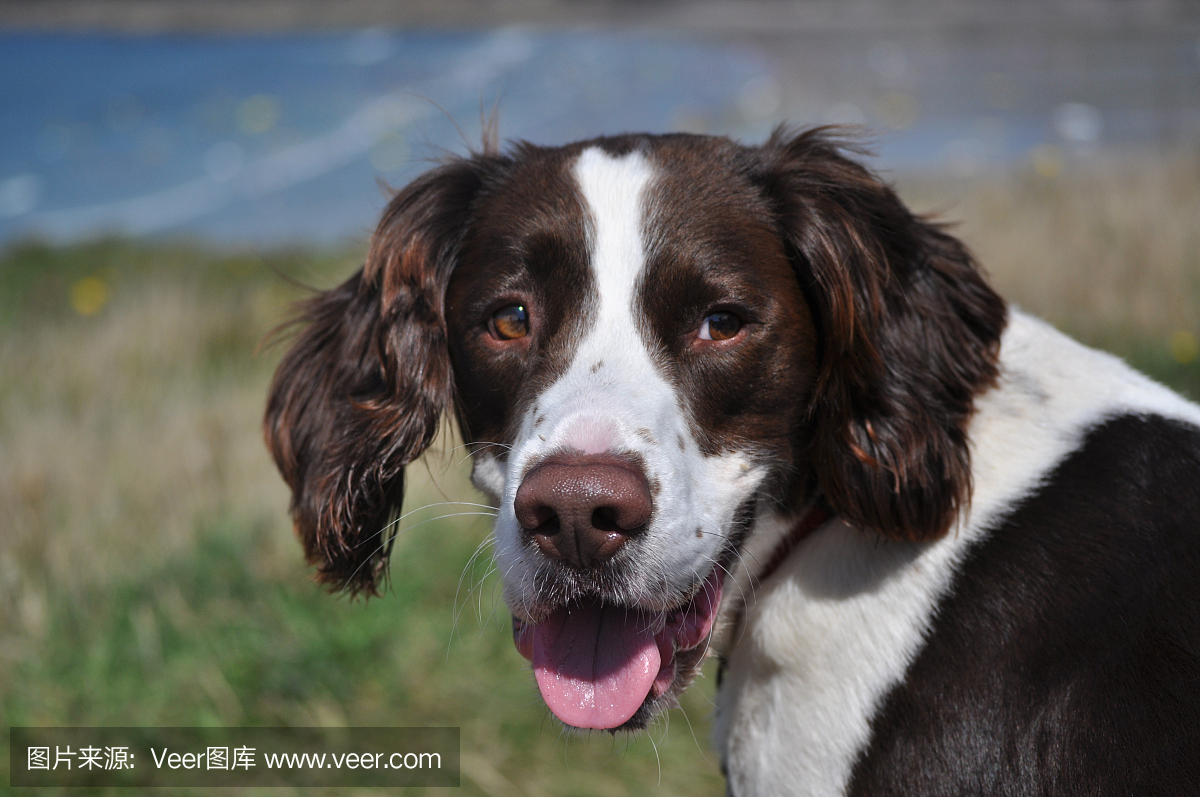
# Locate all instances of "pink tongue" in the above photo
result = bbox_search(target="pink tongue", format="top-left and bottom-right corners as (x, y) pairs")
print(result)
(531, 600), (660, 730)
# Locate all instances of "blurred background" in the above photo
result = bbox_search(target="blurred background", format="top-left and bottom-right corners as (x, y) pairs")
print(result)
(1, 1), (1198, 794)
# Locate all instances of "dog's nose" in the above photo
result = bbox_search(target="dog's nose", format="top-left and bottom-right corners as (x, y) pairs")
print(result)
(513, 456), (652, 569)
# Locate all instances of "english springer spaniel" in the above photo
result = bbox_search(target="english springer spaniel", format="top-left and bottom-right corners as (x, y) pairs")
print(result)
(264, 128), (1200, 796)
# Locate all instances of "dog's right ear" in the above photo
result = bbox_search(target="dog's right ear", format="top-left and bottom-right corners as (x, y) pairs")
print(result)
(264, 158), (486, 594)
(756, 127), (1007, 543)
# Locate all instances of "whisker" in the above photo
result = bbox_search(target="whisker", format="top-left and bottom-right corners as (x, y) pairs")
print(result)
(479, 565), (505, 632)
(378, 501), (500, 539)
(676, 698), (712, 762)
(449, 440), (514, 466)
(388, 500), (500, 528)
(646, 721), (663, 787)
(345, 509), (497, 587)
(347, 500), (501, 558)
(447, 440), (514, 455)
(399, 511), (498, 535)
(449, 533), (497, 659)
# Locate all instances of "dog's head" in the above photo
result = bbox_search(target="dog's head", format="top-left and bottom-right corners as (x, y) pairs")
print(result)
(264, 128), (1007, 731)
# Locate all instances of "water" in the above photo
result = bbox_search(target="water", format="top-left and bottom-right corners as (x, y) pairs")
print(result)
(1, 26), (1197, 245)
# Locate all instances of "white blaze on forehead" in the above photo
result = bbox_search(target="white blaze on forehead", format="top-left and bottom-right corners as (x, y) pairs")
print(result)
(573, 146), (655, 344)
(531, 145), (665, 455)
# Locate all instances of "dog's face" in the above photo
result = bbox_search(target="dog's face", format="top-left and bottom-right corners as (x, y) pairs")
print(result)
(445, 141), (818, 728)
(264, 129), (1006, 731)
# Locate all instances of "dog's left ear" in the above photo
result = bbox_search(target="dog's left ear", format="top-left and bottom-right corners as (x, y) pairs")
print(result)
(263, 158), (487, 594)
(756, 127), (1008, 542)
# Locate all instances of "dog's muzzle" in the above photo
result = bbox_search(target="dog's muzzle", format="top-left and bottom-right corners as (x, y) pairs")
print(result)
(509, 452), (722, 730)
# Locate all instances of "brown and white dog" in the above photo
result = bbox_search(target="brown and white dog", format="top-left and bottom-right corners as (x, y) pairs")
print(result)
(264, 128), (1200, 796)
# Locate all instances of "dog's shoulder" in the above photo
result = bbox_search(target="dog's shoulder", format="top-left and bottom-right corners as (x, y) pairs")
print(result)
(850, 312), (1200, 793)
(849, 412), (1200, 794)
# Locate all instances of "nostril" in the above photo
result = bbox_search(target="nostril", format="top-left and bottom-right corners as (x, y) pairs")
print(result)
(591, 506), (618, 532)
(528, 506), (559, 533)
(591, 506), (625, 533)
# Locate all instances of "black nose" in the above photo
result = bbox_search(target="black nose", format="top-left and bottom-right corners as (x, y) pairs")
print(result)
(513, 456), (653, 569)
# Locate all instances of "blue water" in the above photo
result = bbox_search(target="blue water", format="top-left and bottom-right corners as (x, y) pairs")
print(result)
(1, 28), (1196, 245)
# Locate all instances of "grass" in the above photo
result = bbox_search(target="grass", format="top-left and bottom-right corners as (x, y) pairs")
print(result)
(1, 146), (1198, 795)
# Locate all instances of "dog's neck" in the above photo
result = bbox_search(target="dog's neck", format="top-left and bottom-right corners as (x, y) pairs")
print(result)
(708, 498), (833, 665)
(755, 499), (834, 587)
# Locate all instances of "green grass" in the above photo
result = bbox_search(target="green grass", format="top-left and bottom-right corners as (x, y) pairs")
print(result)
(1, 149), (1197, 795)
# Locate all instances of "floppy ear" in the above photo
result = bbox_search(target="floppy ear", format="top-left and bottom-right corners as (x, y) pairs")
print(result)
(264, 158), (485, 593)
(758, 127), (1008, 541)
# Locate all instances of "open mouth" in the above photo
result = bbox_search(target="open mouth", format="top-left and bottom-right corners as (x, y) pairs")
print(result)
(511, 567), (723, 730)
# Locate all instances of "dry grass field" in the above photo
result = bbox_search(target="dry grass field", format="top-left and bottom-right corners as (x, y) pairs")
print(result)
(1, 146), (1197, 795)
(899, 146), (1200, 392)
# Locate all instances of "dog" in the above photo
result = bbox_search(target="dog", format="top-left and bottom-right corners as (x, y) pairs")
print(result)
(264, 128), (1200, 795)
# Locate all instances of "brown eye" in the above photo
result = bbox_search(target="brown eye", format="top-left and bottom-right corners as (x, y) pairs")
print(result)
(491, 305), (529, 340)
(698, 311), (741, 342)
